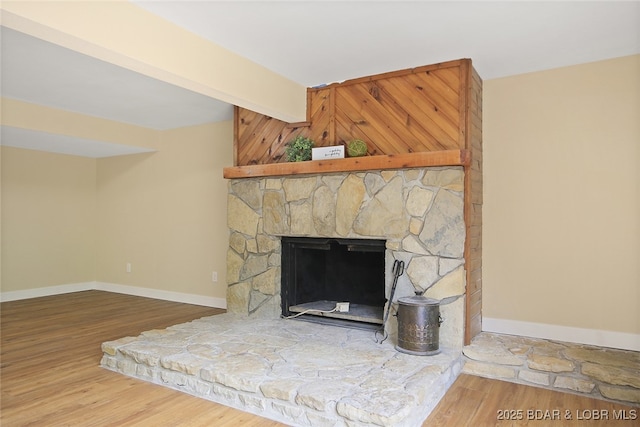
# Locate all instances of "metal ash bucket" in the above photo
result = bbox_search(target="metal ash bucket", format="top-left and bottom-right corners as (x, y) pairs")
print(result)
(395, 295), (442, 356)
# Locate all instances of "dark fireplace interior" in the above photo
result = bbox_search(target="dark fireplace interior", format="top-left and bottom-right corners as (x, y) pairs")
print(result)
(281, 237), (386, 329)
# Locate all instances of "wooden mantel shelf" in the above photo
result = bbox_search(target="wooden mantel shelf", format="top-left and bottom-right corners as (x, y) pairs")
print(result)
(223, 149), (469, 179)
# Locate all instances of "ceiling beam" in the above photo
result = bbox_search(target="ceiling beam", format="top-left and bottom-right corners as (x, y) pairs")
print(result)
(1, 98), (159, 148)
(0, 1), (307, 123)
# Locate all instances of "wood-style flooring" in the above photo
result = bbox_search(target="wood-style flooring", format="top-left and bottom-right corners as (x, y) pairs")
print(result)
(1, 291), (635, 426)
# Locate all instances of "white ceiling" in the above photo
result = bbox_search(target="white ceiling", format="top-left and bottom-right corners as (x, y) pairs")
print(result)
(133, 1), (640, 87)
(1, 1), (639, 157)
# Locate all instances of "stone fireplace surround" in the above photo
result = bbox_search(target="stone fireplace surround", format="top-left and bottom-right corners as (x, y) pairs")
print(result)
(226, 166), (467, 349)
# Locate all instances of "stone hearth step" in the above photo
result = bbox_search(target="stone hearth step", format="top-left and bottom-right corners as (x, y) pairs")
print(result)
(462, 332), (640, 407)
(101, 313), (463, 427)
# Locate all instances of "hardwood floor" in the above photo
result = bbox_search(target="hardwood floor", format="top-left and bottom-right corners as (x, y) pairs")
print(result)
(428, 375), (636, 427)
(1, 291), (281, 426)
(1, 291), (634, 426)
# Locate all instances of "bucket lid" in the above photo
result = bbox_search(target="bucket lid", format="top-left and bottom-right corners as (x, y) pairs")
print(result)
(398, 295), (440, 306)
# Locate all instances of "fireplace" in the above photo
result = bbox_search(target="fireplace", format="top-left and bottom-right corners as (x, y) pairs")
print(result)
(281, 237), (386, 328)
(226, 167), (467, 350)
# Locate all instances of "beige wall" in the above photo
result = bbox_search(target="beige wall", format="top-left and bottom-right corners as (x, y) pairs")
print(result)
(1, 120), (232, 303)
(1, 146), (96, 291)
(96, 121), (233, 300)
(483, 55), (640, 336)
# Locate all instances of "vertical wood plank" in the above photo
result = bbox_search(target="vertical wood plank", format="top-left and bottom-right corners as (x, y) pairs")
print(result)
(233, 106), (240, 166)
(463, 60), (483, 344)
(329, 86), (336, 144)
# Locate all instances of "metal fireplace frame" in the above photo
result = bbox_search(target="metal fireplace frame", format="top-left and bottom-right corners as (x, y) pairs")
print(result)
(280, 236), (386, 329)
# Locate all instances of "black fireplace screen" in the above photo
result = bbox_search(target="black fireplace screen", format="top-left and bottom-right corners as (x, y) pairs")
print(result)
(281, 237), (386, 327)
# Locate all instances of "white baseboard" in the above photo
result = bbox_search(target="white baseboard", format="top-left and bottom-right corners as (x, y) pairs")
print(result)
(483, 317), (640, 352)
(0, 282), (95, 302)
(94, 282), (227, 309)
(1, 281), (226, 309)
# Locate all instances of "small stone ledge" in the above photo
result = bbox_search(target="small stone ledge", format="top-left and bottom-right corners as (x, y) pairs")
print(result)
(462, 332), (640, 406)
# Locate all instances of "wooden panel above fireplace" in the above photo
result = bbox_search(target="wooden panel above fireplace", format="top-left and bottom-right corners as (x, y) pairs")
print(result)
(231, 58), (469, 169)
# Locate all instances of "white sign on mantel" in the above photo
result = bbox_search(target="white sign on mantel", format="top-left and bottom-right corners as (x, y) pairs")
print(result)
(312, 145), (345, 160)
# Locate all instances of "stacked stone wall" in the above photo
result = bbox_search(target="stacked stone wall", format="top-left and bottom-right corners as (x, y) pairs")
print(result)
(227, 167), (468, 349)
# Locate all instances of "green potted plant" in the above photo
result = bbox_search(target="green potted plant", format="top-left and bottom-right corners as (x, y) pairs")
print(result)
(285, 135), (314, 162)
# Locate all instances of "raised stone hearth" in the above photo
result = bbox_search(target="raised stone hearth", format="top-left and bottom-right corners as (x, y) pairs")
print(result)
(101, 313), (463, 426)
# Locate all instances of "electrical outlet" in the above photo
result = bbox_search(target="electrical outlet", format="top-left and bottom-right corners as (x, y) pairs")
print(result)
(126, 262), (132, 273)
(212, 271), (218, 282)
(336, 302), (350, 312)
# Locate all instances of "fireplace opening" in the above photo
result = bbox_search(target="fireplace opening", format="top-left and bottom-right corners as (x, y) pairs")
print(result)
(281, 236), (386, 329)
